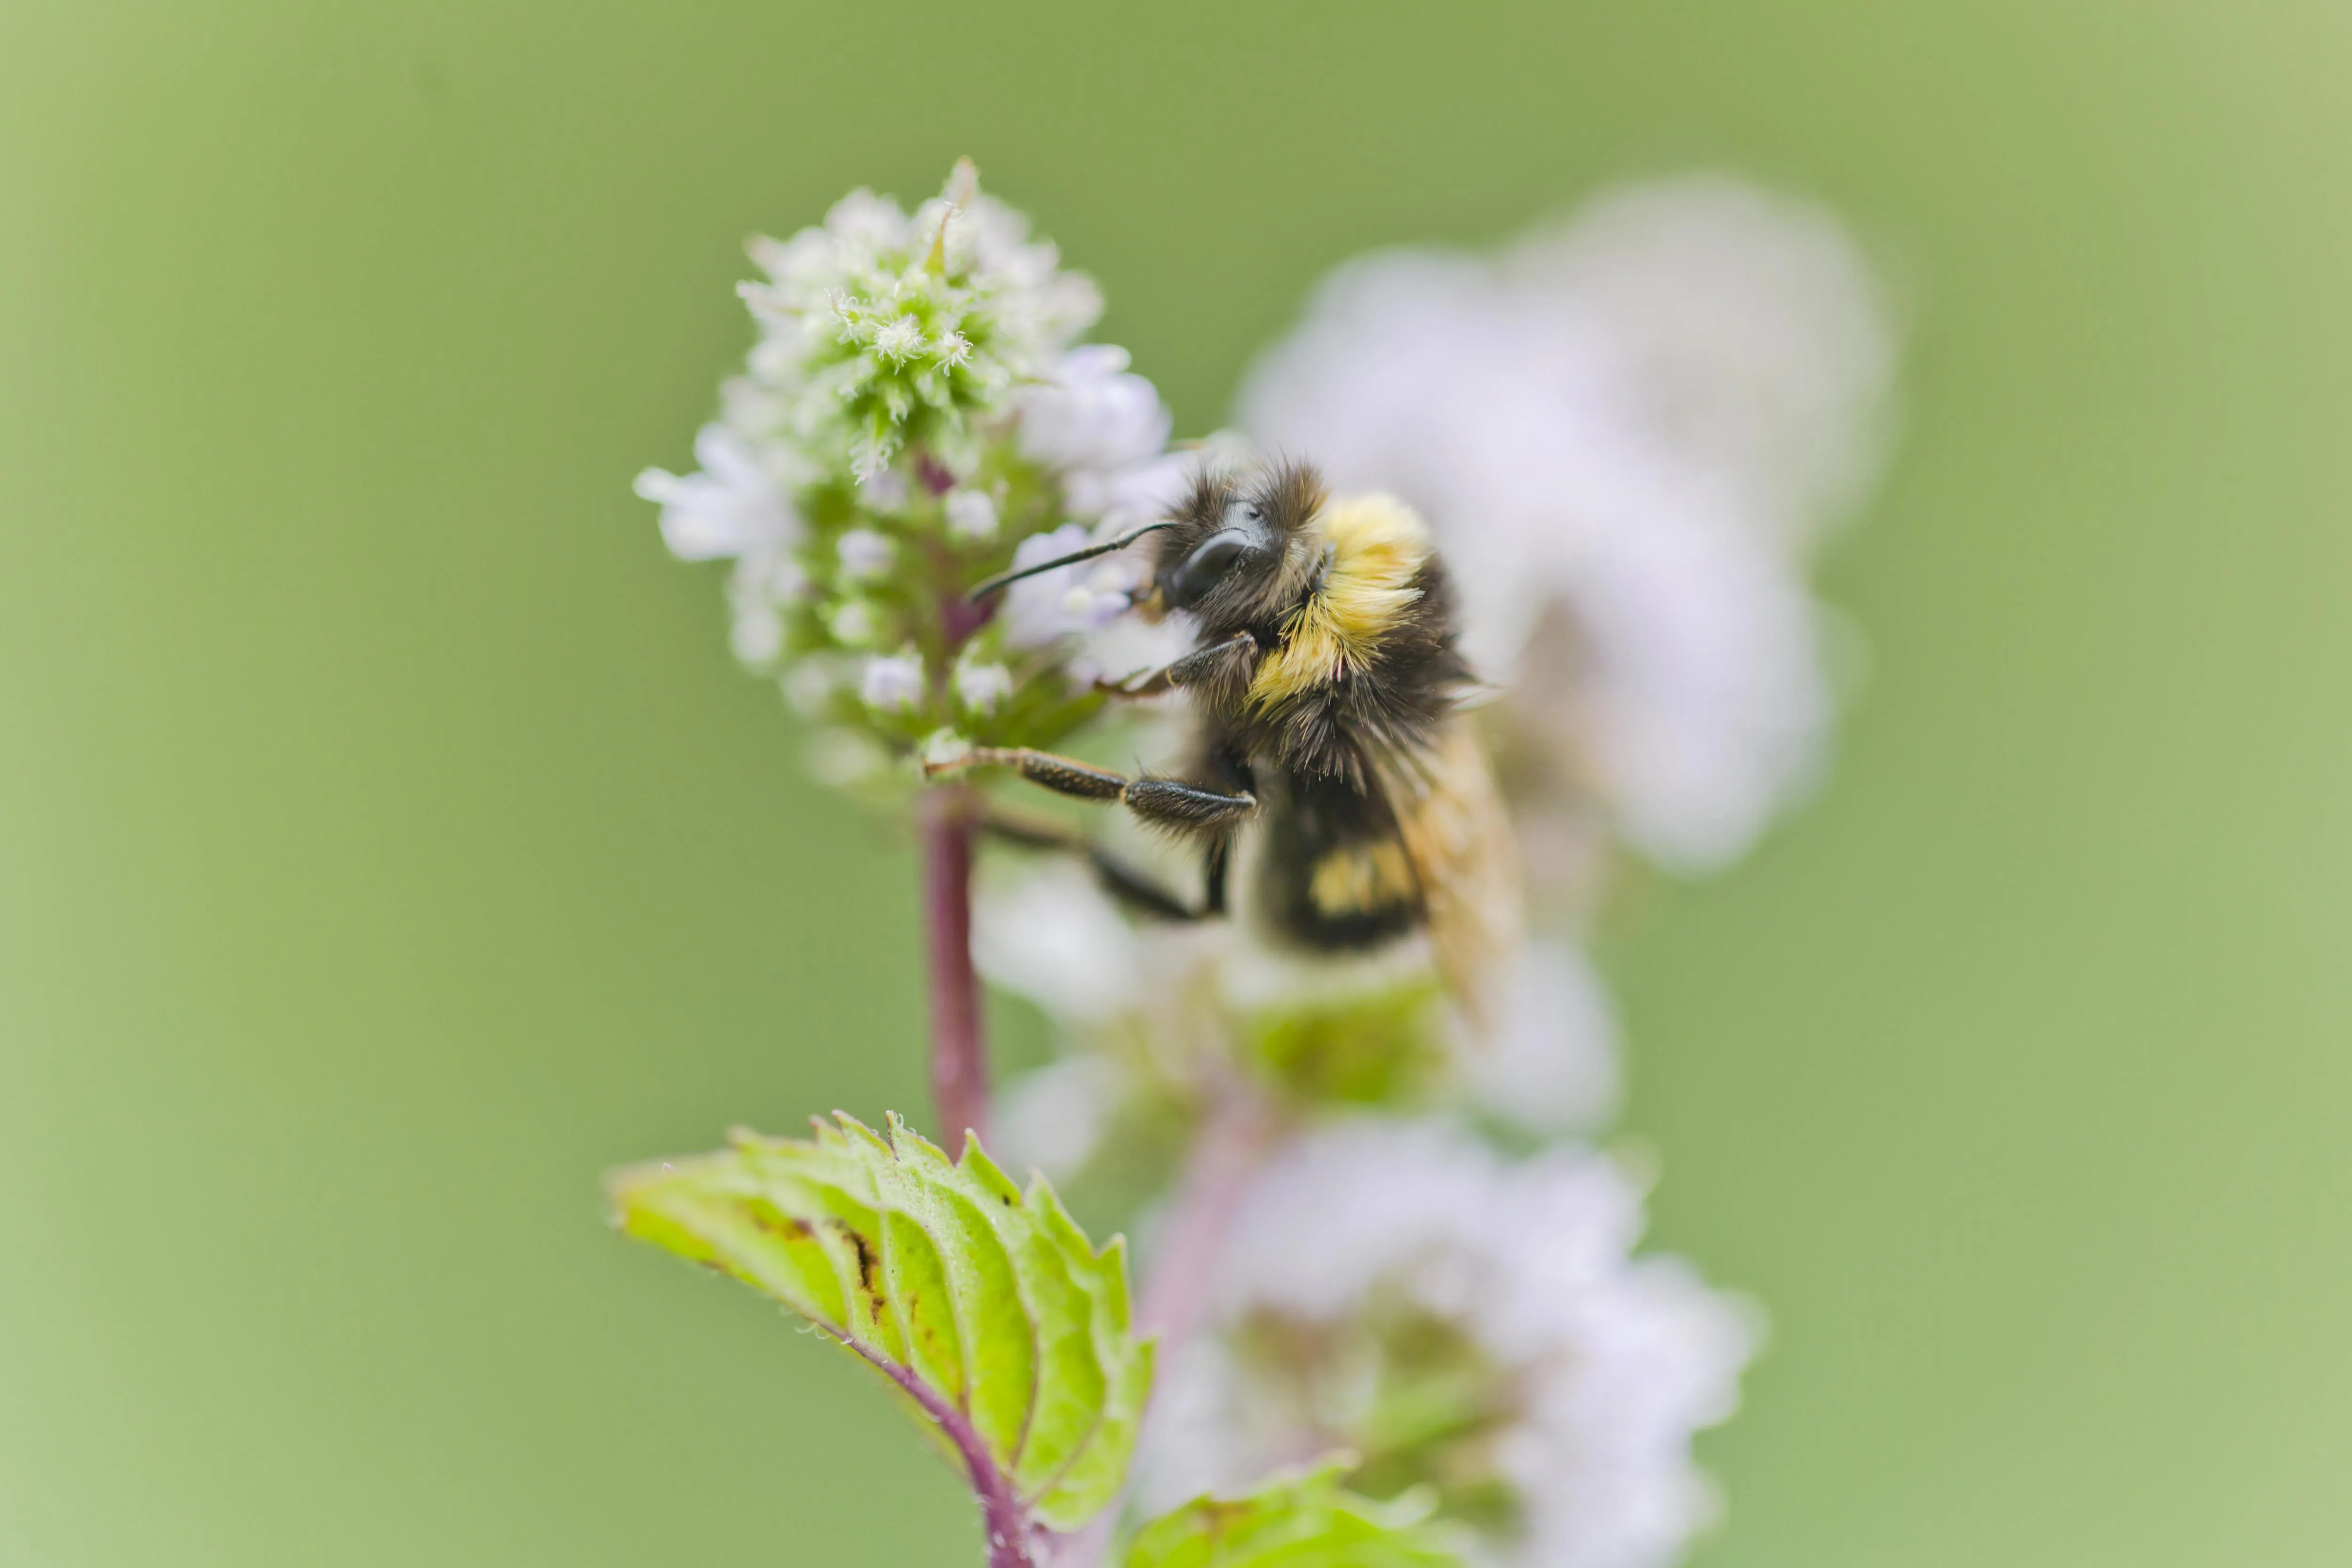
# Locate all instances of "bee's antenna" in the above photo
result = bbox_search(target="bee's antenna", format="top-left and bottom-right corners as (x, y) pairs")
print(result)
(968, 521), (1179, 603)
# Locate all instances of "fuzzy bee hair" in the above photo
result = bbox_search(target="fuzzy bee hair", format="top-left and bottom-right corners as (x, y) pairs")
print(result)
(946, 458), (1521, 1013)
(1147, 459), (1473, 792)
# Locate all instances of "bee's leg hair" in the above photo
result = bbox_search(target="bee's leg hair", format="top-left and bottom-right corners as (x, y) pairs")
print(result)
(927, 747), (1258, 829)
(929, 746), (1128, 800)
(1122, 775), (1258, 830)
(977, 809), (1211, 923)
(1096, 631), (1258, 698)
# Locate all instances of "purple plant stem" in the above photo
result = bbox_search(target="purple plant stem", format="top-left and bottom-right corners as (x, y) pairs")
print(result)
(922, 787), (991, 1149)
(918, 449), (994, 1153)
(847, 1338), (1035, 1568)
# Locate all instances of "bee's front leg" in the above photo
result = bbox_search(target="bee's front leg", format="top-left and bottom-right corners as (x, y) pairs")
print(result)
(1096, 631), (1258, 698)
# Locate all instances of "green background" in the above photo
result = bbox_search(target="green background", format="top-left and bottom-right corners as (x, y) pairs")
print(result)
(5, 1), (2348, 1563)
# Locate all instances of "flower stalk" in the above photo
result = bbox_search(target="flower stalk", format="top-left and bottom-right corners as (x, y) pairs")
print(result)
(922, 784), (991, 1147)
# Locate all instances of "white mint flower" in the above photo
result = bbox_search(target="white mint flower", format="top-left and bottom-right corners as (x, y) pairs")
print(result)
(826, 599), (879, 648)
(638, 411), (809, 672)
(944, 487), (1000, 540)
(644, 164), (1191, 786)
(998, 522), (1146, 649)
(635, 420), (798, 563)
(1141, 1118), (1753, 1568)
(858, 650), (925, 712)
(1015, 344), (1189, 526)
(953, 657), (1014, 715)
(1239, 175), (1894, 873)
(738, 161), (1102, 478)
(835, 527), (897, 580)
(858, 465), (912, 514)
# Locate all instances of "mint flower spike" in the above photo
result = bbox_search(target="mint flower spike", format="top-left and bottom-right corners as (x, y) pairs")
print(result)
(609, 1112), (1155, 1560)
(1124, 1457), (1467, 1568)
(740, 158), (1102, 480)
(642, 160), (1193, 793)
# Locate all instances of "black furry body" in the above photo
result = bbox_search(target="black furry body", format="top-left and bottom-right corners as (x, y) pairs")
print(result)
(954, 459), (1489, 965)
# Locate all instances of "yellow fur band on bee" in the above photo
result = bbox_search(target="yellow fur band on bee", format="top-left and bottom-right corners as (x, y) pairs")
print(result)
(1247, 493), (1432, 710)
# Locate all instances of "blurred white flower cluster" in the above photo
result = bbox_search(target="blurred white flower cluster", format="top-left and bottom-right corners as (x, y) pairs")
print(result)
(975, 174), (1895, 1567)
(1143, 1121), (1755, 1568)
(636, 162), (1190, 782)
(1241, 175), (1895, 880)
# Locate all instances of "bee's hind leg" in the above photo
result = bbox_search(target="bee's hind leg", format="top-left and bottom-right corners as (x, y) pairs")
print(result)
(978, 809), (1220, 923)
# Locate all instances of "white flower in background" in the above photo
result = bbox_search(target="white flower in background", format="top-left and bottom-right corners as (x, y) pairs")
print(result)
(857, 465), (913, 514)
(1504, 178), (1895, 551)
(944, 486), (1000, 540)
(974, 857), (1240, 1178)
(858, 649), (924, 713)
(834, 527), (897, 580)
(973, 858), (1147, 1026)
(1141, 1118), (1753, 1568)
(993, 1053), (1137, 1182)
(1457, 938), (1621, 1134)
(1239, 175), (1894, 872)
(953, 656), (1014, 715)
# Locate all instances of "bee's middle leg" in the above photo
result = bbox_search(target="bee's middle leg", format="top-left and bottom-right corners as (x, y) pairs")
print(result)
(930, 747), (1257, 830)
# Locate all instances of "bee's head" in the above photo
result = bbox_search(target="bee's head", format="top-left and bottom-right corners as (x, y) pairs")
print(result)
(1152, 460), (1327, 628)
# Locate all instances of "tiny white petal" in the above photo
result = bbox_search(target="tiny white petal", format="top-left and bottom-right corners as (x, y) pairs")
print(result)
(945, 488), (1000, 540)
(728, 608), (783, 665)
(1000, 522), (1150, 649)
(835, 528), (897, 580)
(954, 660), (1014, 714)
(858, 651), (925, 712)
(635, 423), (798, 564)
(873, 315), (925, 362)
(858, 466), (912, 513)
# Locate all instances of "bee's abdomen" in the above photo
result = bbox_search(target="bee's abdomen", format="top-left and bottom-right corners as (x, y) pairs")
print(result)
(1256, 768), (1425, 951)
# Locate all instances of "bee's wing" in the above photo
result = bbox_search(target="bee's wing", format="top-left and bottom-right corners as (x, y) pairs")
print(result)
(1384, 716), (1524, 1027)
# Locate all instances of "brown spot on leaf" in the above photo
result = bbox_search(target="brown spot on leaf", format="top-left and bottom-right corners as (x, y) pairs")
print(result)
(747, 1207), (816, 1243)
(828, 1218), (887, 1314)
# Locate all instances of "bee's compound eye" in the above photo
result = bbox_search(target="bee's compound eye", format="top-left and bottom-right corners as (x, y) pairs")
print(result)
(1171, 529), (1251, 609)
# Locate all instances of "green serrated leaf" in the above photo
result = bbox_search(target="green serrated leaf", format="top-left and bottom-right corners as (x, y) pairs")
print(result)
(609, 1111), (1154, 1533)
(1123, 1457), (1468, 1568)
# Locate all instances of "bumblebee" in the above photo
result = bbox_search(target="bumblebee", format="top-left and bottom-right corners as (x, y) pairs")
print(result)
(935, 460), (1519, 1010)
